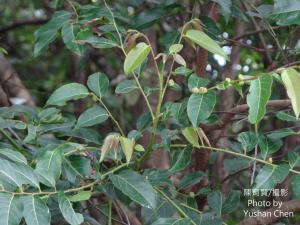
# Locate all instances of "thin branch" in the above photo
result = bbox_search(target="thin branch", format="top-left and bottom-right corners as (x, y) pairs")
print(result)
(0, 18), (49, 33)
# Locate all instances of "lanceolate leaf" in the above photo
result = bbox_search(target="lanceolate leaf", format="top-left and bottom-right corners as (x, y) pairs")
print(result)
(254, 164), (289, 189)
(0, 148), (27, 164)
(0, 159), (39, 189)
(246, 74), (273, 124)
(58, 192), (84, 225)
(208, 192), (223, 216)
(170, 146), (192, 172)
(35, 146), (63, 187)
(34, 11), (71, 56)
(22, 196), (51, 225)
(115, 80), (138, 94)
(62, 22), (85, 55)
(87, 72), (109, 98)
(187, 91), (216, 127)
(0, 193), (22, 225)
(182, 127), (200, 148)
(109, 169), (156, 208)
(258, 135), (282, 160)
(237, 132), (257, 152)
(76, 106), (108, 128)
(46, 83), (89, 106)
(185, 29), (228, 60)
(124, 42), (151, 75)
(281, 68), (300, 118)
(119, 137), (135, 163)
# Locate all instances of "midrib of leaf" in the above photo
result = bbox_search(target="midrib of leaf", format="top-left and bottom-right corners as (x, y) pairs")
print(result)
(172, 149), (186, 169)
(55, 93), (86, 103)
(6, 195), (14, 225)
(32, 197), (39, 225)
(64, 158), (83, 178)
(14, 168), (38, 187)
(255, 79), (262, 121)
(65, 197), (81, 224)
(0, 171), (19, 187)
(195, 94), (204, 126)
(47, 149), (58, 170)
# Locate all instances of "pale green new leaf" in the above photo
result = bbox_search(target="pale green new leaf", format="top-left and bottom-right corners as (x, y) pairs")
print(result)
(76, 106), (108, 128)
(124, 42), (150, 75)
(281, 68), (300, 117)
(0, 193), (22, 225)
(115, 80), (138, 94)
(185, 29), (228, 60)
(22, 196), (51, 225)
(182, 127), (200, 148)
(109, 169), (156, 208)
(254, 164), (289, 189)
(58, 192), (84, 225)
(69, 191), (92, 202)
(120, 137), (135, 163)
(246, 75), (273, 124)
(87, 72), (109, 98)
(46, 83), (89, 106)
(169, 43), (183, 54)
(187, 91), (216, 127)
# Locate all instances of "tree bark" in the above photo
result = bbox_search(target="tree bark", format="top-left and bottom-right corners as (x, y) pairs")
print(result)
(0, 54), (35, 106)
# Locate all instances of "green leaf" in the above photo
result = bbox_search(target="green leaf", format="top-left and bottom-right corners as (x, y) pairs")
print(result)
(59, 192), (84, 225)
(0, 159), (39, 189)
(182, 127), (200, 148)
(22, 196), (51, 225)
(188, 74), (209, 91)
(151, 218), (193, 225)
(0, 148), (27, 164)
(222, 191), (241, 214)
(170, 146), (192, 172)
(185, 29), (228, 60)
(179, 171), (205, 190)
(237, 132), (257, 152)
(292, 174), (300, 199)
(134, 144), (145, 152)
(76, 30), (118, 48)
(246, 75), (273, 124)
(69, 191), (92, 202)
(169, 43), (183, 54)
(124, 42), (151, 75)
(258, 135), (282, 160)
(24, 124), (37, 144)
(281, 68), (300, 118)
(267, 128), (296, 139)
(76, 106), (108, 128)
(288, 151), (300, 169)
(35, 146), (63, 187)
(109, 169), (156, 208)
(276, 111), (299, 122)
(270, 0), (300, 25)
(254, 164), (289, 189)
(64, 155), (91, 183)
(207, 192), (222, 216)
(120, 137), (135, 163)
(187, 91), (216, 127)
(87, 72), (109, 98)
(115, 80), (138, 94)
(212, 0), (232, 15)
(62, 22), (85, 55)
(34, 11), (71, 56)
(46, 83), (89, 106)
(0, 193), (22, 225)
